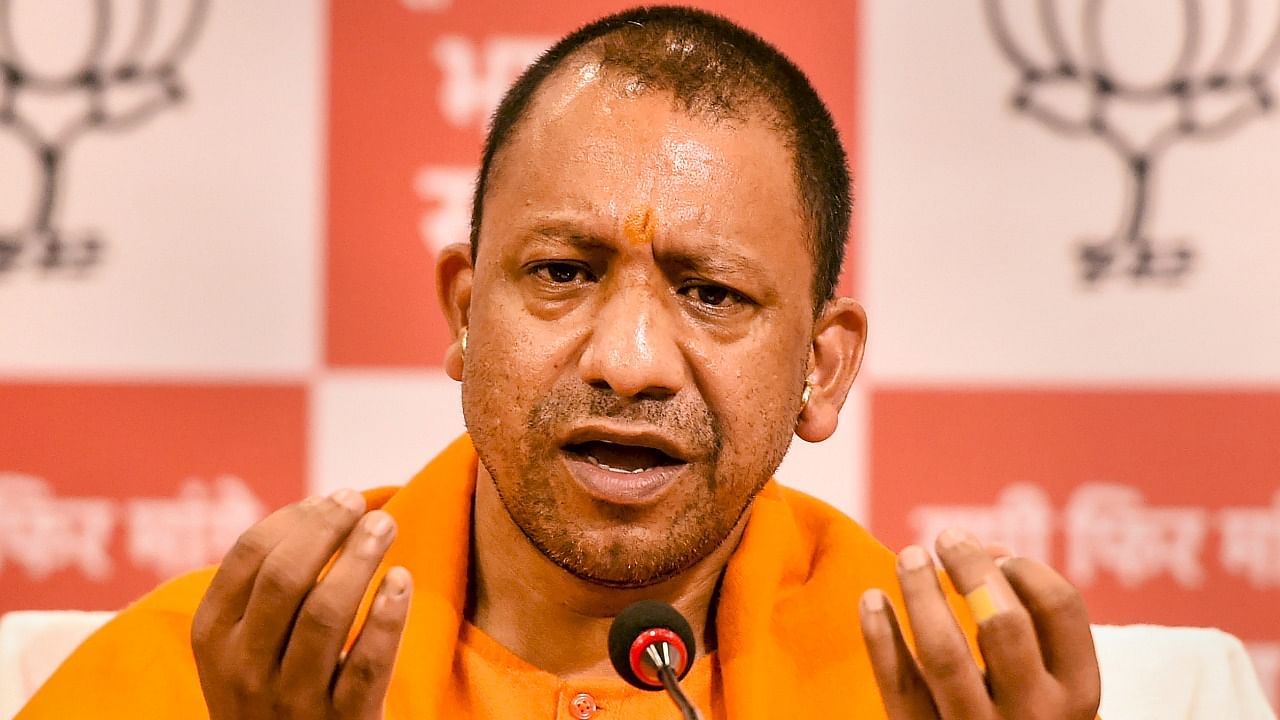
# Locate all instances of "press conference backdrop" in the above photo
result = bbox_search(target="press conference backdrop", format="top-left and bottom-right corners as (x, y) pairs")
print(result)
(1, 0), (1277, 709)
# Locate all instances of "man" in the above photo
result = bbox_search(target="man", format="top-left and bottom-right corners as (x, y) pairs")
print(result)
(19, 6), (1100, 719)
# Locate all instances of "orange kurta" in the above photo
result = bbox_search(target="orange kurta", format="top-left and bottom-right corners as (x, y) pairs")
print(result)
(19, 435), (978, 718)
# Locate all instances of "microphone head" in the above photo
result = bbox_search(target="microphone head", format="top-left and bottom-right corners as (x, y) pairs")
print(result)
(607, 599), (697, 690)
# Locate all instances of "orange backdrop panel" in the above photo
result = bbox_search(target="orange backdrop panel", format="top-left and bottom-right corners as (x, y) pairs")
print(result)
(870, 389), (1280, 641)
(0, 384), (306, 611)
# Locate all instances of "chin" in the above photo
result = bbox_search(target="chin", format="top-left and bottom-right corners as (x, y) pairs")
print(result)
(530, 515), (725, 589)
(554, 548), (694, 589)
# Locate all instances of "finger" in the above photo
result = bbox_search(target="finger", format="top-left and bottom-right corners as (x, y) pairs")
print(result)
(896, 544), (990, 719)
(1001, 557), (1100, 710)
(278, 510), (397, 698)
(193, 496), (319, 640)
(935, 529), (1045, 706)
(238, 489), (367, 666)
(860, 589), (939, 719)
(332, 566), (412, 718)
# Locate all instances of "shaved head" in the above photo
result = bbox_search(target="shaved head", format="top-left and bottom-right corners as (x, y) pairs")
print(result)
(471, 5), (851, 312)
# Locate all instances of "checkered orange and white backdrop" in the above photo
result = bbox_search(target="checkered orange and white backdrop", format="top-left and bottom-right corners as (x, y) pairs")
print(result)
(1, 1), (1277, 708)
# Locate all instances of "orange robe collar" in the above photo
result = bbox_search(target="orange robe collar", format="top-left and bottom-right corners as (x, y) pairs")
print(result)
(375, 434), (923, 718)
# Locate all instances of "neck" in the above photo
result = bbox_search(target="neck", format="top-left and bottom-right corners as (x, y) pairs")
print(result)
(467, 464), (747, 680)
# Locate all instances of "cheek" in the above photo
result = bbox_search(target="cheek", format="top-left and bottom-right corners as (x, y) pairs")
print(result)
(694, 343), (804, 479)
(463, 301), (529, 435)
(462, 296), (579, 442)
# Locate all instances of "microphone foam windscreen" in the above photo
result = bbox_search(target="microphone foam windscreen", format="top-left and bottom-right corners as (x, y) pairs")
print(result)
(607, 599), (698, 689)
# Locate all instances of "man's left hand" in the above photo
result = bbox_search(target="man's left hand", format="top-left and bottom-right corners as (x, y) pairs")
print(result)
(859, 528), (1101, 719)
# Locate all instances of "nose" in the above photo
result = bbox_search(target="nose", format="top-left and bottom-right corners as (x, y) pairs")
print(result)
(578, 277), (687, 399)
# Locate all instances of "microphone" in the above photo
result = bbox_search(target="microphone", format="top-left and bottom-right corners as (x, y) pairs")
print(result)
(607, 600), (704, 720)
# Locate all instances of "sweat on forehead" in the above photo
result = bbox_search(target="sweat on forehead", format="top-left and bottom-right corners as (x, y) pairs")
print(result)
(494, 48), (780, 170)
(572, 36), (783, 124)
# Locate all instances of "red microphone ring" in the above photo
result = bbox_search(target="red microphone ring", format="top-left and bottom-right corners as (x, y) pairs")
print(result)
(628, 628), (688, 687)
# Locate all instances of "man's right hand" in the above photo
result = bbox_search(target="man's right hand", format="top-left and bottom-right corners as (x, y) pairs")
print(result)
(190, 489), (413, 719)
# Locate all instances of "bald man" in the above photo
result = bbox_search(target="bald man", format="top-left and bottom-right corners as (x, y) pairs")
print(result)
(20, 7), (1100, 719)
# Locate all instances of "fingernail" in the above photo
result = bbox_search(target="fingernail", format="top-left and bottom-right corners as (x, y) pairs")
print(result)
(364, 511), (393, 537)
(331, 488), (364, 512)
(860, 589), (886, 613)
(299, 494), (322, 507)
(899, 545), (931, 571)
(384, 566), (410, 597)
(937, 527), (973, 550)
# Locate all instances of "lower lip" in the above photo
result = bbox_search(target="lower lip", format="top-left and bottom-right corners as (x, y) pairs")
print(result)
(562, 453), (687, 506)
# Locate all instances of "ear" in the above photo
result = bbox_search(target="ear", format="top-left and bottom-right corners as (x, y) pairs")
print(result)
(435, 242), (473, 382)
(795, 297), (867, 442)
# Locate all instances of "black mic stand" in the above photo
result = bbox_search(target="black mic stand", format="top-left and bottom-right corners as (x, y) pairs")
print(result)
(656, 663), (702, 720)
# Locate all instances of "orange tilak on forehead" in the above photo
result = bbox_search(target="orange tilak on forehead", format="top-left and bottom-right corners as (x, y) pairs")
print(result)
(623, 206), (657, 245)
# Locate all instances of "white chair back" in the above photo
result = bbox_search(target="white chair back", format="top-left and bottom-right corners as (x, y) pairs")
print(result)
(0, 611), (113, 720)
(1092, 624), (1276, 719)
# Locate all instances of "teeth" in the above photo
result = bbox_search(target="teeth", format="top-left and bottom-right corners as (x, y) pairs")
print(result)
(585, 453), (651, 474)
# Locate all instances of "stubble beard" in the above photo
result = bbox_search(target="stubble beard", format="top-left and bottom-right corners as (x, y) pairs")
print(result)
(488, 451), (739, 588)
(472, 380), (786, 588)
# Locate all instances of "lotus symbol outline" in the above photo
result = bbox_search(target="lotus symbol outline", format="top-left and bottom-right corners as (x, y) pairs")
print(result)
(985, 0), (1280, 284)
(0, 0), (209, 276)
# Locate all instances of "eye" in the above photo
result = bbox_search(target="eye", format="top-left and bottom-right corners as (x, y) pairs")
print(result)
(530, 261), (594, 284)
(681, 283), (747, 309)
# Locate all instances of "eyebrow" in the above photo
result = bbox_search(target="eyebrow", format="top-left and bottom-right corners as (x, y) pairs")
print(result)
(523, 222), (616, 253)
(520, 216), (776, 293)
(661, 248), (771, 285)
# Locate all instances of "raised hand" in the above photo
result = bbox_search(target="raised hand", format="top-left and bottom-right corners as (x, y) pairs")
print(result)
(859, 528), (1100, 719)
(190, 489), (413, 719)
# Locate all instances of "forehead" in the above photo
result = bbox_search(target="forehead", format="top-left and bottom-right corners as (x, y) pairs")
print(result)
(480, 61), (808, 262)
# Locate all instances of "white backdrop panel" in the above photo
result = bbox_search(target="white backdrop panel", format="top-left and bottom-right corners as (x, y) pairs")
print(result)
(863, 0), (1280, 384)
(0, 3), (323, 378)
(312, 371), (467, 498)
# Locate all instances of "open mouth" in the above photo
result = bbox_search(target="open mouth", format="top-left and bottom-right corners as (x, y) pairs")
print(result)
(560, 436), (690, 506)
(563, 440), (685, 474)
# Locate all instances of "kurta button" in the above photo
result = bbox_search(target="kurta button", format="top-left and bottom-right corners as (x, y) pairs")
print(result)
(569, 692), (598, 719)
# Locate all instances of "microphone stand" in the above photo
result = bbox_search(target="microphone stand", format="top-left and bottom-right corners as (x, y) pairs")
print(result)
(657, 666), (702, 720)
(646, 643), (703, 720)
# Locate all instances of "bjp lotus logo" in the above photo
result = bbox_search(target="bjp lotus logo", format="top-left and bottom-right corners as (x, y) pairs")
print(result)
(984, 0), (1280, 284)
(0, 0), (208, 276)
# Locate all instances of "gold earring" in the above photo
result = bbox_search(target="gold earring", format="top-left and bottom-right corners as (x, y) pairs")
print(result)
(800, 381), (813, 410)
(460, 328), (468, 354)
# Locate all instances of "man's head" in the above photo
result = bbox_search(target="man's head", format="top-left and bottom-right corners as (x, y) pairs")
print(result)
(472, 5), (851, 313)
(437, 5), (866, 589)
